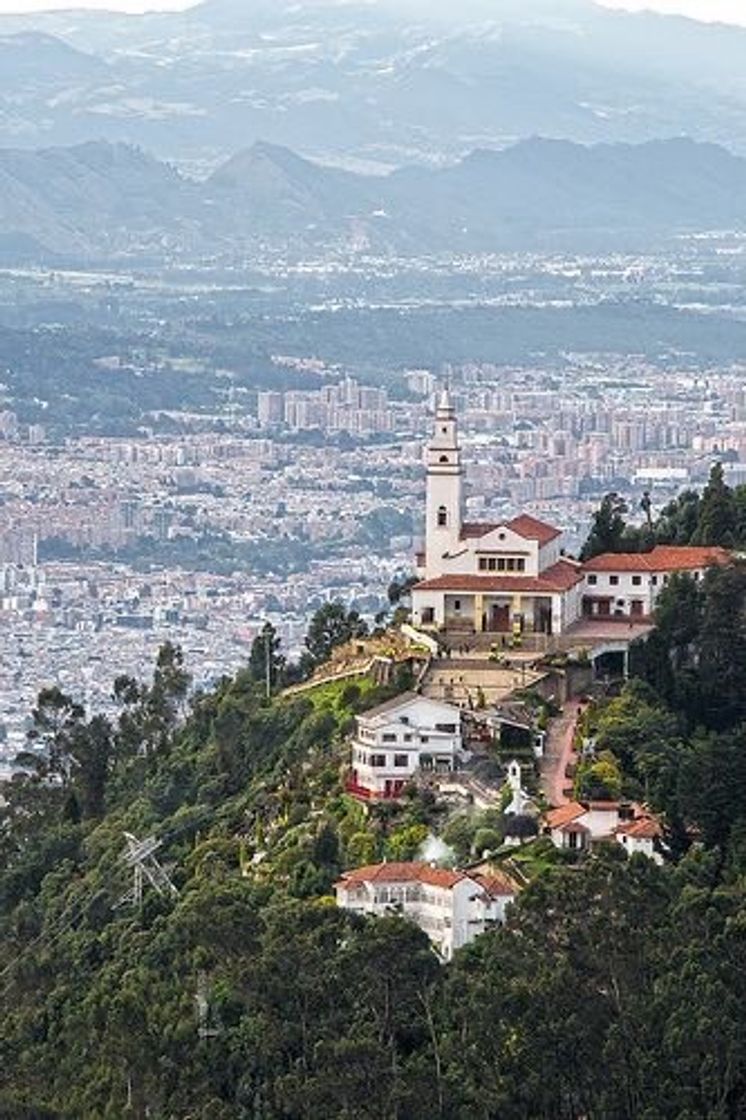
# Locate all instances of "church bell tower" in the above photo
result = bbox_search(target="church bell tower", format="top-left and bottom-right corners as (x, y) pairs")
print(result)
(425, 388), (463, 578)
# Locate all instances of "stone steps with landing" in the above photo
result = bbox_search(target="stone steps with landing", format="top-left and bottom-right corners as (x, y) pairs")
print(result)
(437, 658), (511, 671)
(440, 630), (555, 655)
(437, 655), (543, 672)
(422, 667), (547, 707)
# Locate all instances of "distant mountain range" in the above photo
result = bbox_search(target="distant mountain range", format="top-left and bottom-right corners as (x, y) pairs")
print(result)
(1, 135), (745, 262)
(0, 0), (745, 170)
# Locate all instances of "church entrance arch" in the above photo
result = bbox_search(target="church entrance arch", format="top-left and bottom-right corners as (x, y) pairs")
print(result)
(489, 604), (511, 632)
(536, 599), (553, 635)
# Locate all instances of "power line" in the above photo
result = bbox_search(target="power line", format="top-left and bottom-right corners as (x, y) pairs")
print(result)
(0, 890), (90, 998)
(1, 810), (207, 1000)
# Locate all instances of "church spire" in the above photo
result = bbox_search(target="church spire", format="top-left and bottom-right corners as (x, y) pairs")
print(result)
(424, 387), (463, 578)
(437, 386), (455, 419)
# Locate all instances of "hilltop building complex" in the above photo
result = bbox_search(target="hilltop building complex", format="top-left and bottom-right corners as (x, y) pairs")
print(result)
(412, 391), (730, 637)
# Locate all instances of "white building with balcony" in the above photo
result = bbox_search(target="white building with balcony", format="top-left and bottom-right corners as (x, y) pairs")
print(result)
(335, 861), (519, 959)
(346, 693), (465, 801)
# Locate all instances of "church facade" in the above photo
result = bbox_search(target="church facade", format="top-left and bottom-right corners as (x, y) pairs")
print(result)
(411, 391), (584, 637)
(411, 393), (730, 638)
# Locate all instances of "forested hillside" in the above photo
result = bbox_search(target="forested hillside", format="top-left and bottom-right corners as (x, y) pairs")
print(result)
(2, 575), (746, 1118)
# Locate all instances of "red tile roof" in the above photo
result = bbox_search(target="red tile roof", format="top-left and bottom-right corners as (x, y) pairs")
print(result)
(336, 862), (465, 890)
(507, 514), (563, 546)
(460, 522), (499, 539)
(459, 515), (562, 546)
(583, 546), (730, 574)
(616, 817), (662, 840)
(414, 559), (583, 595)
(336, 862), (520, 897)
(546, 802), (587, 828)
(471, 870), (520, 897)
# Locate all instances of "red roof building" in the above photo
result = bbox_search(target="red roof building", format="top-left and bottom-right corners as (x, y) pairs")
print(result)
(335, 860), (521, 959)
(581, 546), (730, 623)
(583, 546), (730, 573)
(412, 392), (731, 637)
(544, 801), (664, 863)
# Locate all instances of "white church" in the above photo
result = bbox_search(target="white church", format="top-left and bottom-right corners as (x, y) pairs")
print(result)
(411, 391), (584, 637)
(411, 391), (731, 639)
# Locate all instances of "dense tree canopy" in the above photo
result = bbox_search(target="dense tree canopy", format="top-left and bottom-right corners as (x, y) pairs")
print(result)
(582, 465), (746, 559)
(581, 491), (640, 560)
(304, 601), (369, 666)
(632, 562), (746, 731)
(4, 565), (746, 1118)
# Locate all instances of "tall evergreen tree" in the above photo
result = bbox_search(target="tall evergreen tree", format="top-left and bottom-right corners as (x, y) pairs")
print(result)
(248, 622), (286, 696)
(693, 462), (736, 546)
(655, 489), (701, 545)
(581, 492), (630, 560)
(304, 601), (368, 665)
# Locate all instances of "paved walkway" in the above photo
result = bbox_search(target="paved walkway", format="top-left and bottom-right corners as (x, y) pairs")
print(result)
(421, 662), (547, 707)
(541, 700), (583, 807)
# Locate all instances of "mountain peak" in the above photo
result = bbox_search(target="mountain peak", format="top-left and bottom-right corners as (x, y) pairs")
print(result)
(210, 141), (317, 188)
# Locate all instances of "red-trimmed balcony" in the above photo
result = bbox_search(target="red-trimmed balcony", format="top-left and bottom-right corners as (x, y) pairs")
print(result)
(344, 776), (407, 802)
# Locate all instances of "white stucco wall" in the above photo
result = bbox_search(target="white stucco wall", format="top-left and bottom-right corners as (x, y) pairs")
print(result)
(438, 527), (540, 578)
(336, 874), (515, 960)
(411, 589), (446, 628)
(352, 696), (463, 795)
(617, 833), (663, 864)
(560, 580), (584, 629)
(538, 537), (562, 569)
(583, 570), (656, 614)
(584, 806), (620, 837)
(583, 566), (708, 616)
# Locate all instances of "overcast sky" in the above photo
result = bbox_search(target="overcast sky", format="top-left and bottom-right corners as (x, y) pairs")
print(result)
(0, 0), (744, 24)
(0, 0), (194, 10)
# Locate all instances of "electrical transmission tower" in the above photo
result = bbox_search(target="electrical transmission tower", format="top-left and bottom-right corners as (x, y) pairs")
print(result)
(118, 832), (178, 909)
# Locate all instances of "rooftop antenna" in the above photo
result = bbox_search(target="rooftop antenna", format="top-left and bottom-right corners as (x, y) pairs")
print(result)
(117, 832), (178, 909)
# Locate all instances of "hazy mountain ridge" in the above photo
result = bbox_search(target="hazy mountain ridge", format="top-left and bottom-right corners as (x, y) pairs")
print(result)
(0, 141), (203, 258)
(1, 134), (746, 262)
(0, 0), (745, 168)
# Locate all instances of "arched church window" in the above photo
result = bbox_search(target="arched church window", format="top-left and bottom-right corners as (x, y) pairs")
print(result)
(437, 506), (448, 527)
(439, 455), (449, 464)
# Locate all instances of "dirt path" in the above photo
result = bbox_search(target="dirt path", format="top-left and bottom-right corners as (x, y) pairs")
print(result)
(541, 700), (583, 807)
